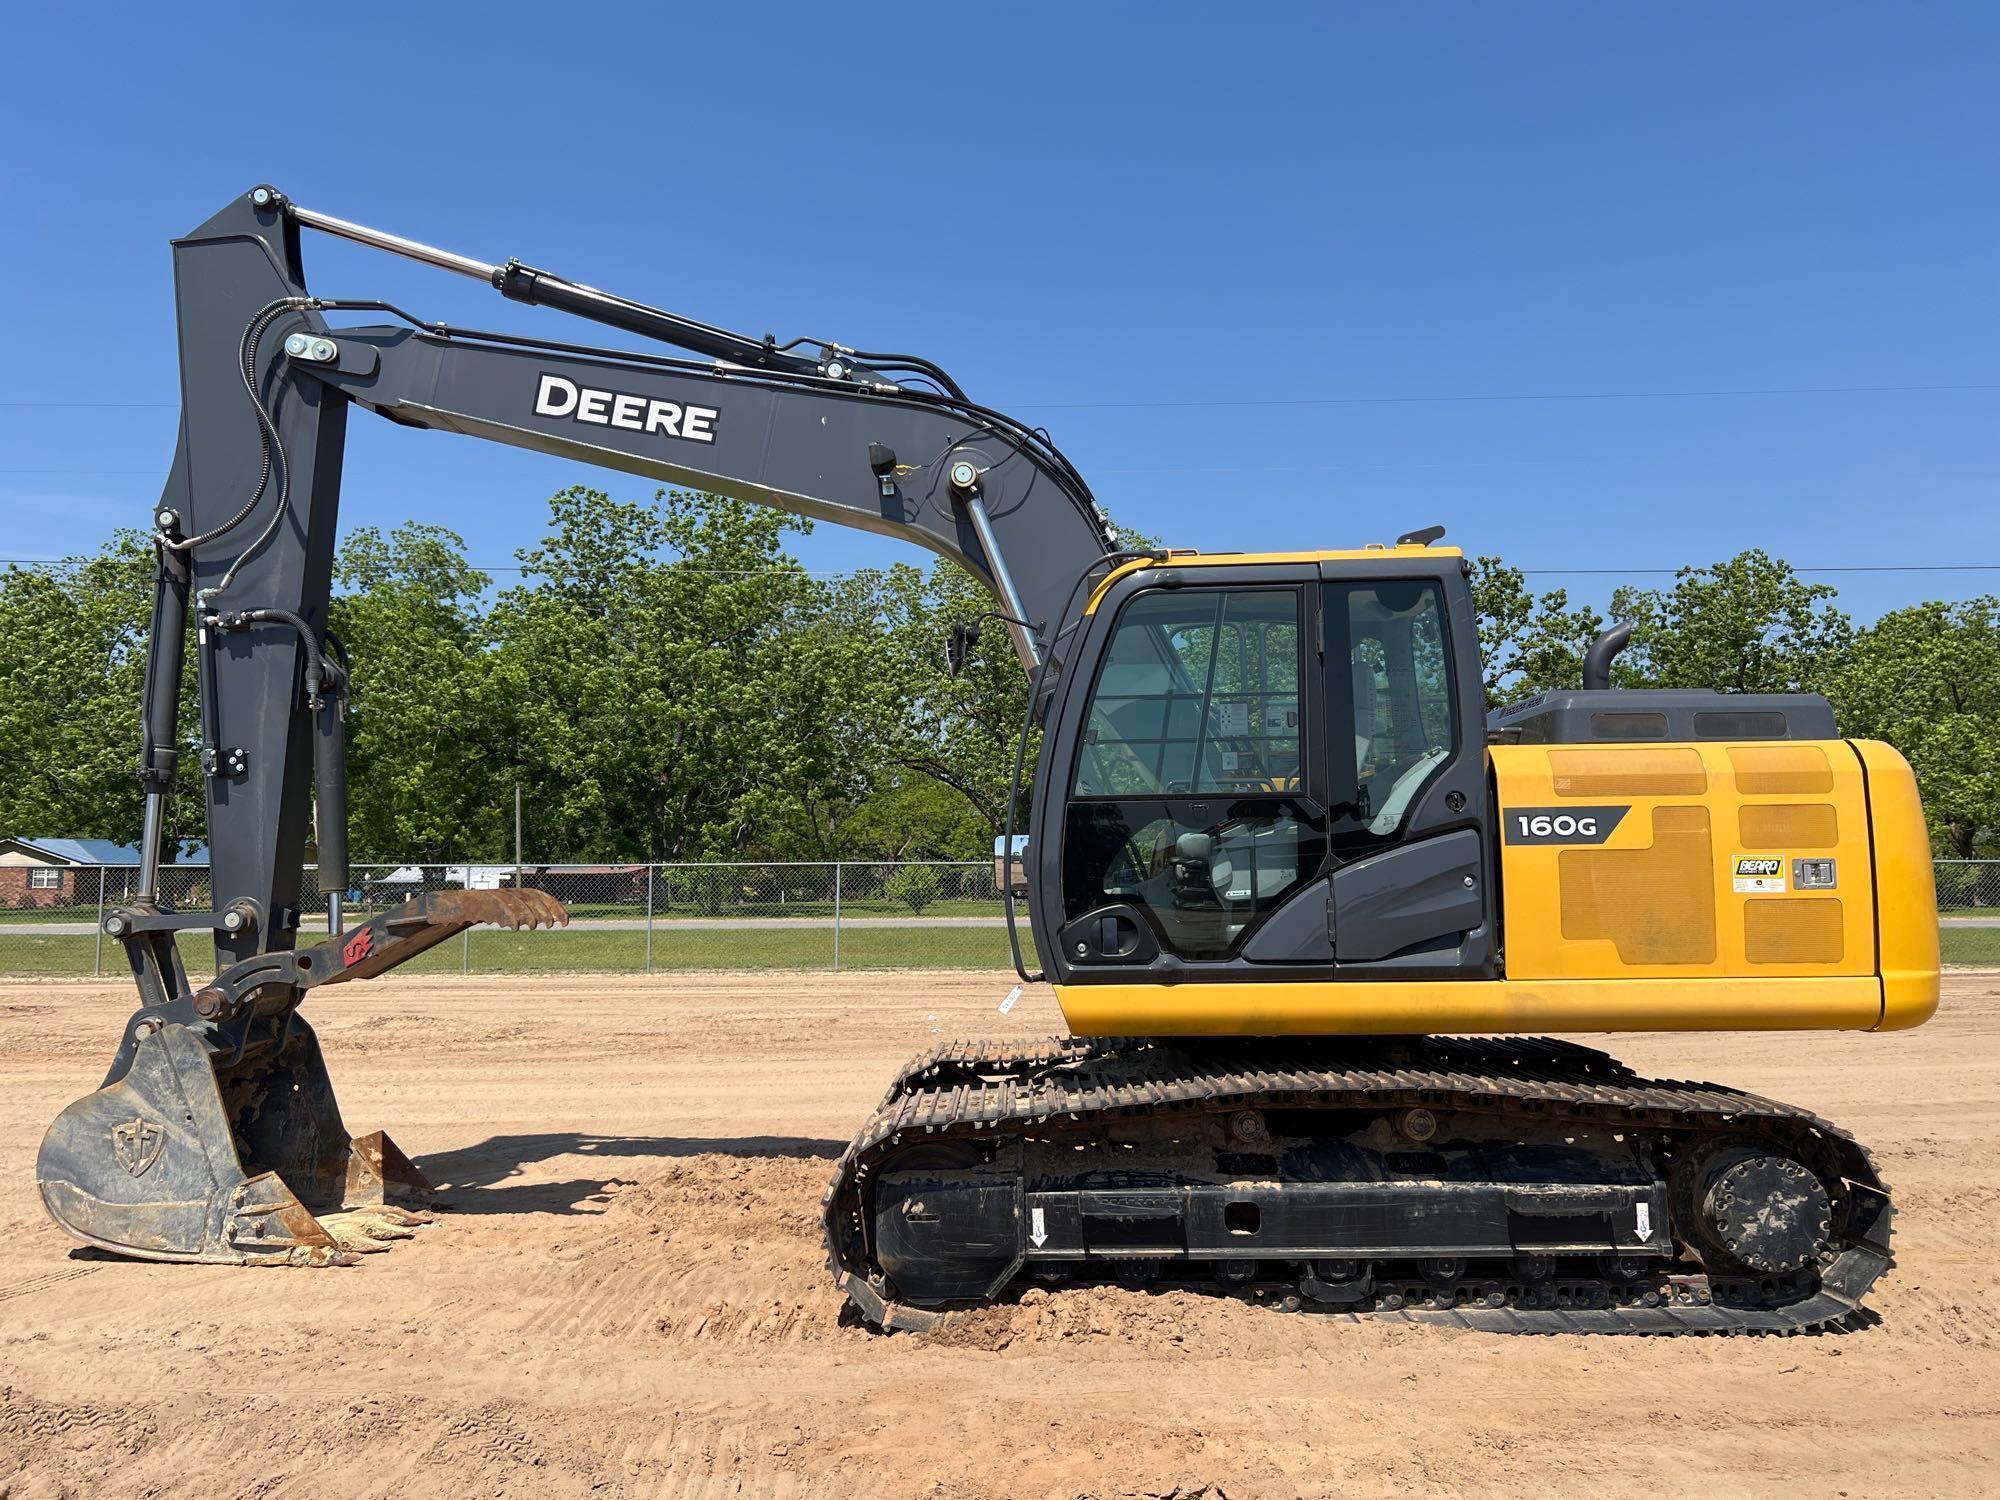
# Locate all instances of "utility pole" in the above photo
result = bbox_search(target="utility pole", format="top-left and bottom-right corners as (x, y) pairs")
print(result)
(514, 781), (523, 876)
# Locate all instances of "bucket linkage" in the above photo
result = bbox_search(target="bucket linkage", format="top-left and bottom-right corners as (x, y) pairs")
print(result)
(37, 888), (567, 1264)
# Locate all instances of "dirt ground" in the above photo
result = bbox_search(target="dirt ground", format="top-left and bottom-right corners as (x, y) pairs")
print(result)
(2, 970), (1997, 1500)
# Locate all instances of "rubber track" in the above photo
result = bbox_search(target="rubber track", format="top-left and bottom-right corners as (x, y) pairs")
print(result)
(821, 1035), (1893, 1336)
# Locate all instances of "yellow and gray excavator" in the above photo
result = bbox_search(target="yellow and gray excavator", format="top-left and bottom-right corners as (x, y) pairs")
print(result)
(38, 188), (1939, 1333)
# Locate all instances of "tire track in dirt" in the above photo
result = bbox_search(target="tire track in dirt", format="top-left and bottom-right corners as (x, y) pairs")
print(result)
(516, 1154), (853, 1347)
(635, 1404), (820, 1500)
(0, 1263), (99, 1302)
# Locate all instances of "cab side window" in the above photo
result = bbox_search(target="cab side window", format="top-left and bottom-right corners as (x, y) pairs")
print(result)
(1333, 581), (1457, 839)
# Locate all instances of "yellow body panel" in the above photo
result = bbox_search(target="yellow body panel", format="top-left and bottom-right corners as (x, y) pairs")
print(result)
(1492, 740), (1876, 982)
(1051, 738), (1939, 1038)
(1853, 739), (1941, 1029)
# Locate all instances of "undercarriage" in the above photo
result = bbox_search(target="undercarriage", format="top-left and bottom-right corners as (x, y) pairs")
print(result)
(823, 1035), (1892, 1334)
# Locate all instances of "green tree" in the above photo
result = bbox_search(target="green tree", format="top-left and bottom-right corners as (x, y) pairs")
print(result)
(754, 569), (911, 859)
(327, 524), (497, 861)
(1610, 549), (1851, 694)
(883, 862), (942, 913)
(0, 532), (200, 848)
(1831, 597), (2000, 858)
(486, 486), (885, 860)
(867, 559), (1035, 838)
(840, 775), (992, 860)
(843, 511), (1168, 855)
(1468, 556), (1605, 708)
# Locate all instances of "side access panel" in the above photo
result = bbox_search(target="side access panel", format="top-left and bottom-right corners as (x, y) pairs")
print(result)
(1492, 740), (1877, 982)
(1333, 830), (1491, 971)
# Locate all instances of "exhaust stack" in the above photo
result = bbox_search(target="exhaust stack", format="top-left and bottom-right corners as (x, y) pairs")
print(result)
(1582, 620), (1634, 691)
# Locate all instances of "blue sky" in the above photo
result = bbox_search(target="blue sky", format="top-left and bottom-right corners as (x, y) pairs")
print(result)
(1, 4), (1993, 623)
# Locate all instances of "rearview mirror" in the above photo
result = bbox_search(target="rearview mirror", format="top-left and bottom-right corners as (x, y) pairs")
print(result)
(994, 834), (1029, 895)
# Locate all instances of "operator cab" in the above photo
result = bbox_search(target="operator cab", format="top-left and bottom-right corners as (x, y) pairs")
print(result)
(1029, 544), (1494, 986)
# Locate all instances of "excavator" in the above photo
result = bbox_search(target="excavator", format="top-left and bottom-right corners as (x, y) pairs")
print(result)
(37, 187), (1939, 1334)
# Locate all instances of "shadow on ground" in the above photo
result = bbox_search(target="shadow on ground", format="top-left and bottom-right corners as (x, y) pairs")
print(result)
(416, 1131), (847, 1215)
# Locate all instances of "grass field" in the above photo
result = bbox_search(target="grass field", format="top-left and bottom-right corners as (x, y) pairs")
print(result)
(3, 923), (1988, 977)
(1940, 925), (2000, 967)
(0, 896), (1005, 926)
(0, 921), (1027, 977)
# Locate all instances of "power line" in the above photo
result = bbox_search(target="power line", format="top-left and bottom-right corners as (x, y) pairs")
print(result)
(5, 380), (1999, 415)
(5, 554), (1997, 579)
(0, 557), (860, 578)
(465, 567), (865, 578)
(0, 449), (1986, 483)
(1520, 564), (2000, 577)
(1005, 382), (2000, 411)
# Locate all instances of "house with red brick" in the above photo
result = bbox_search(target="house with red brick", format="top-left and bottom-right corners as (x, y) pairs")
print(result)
(0, 838), (140, 909)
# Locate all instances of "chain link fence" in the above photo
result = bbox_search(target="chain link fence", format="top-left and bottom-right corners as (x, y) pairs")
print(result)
(0, 861), (1026, 977)
(1937, 860), (2000, 916)
(1937, 861), (2000, 969)
(2, 858), (1995, 979)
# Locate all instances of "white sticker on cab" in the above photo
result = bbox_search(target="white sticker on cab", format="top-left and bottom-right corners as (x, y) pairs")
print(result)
(1732, 855), (1787, 894)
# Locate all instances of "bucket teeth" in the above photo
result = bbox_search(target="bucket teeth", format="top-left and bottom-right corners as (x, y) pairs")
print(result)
(224, 1173), (351, 1265)
(423, 887), (570, 932)
(317, 1206), (433, 1255)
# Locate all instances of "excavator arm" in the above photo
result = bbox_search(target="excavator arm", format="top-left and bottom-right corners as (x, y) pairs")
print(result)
(40, 186), (1121, 1266)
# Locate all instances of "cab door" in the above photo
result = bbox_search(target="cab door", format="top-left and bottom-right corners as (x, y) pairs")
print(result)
(1051, 572), (1332, 980)
(1318, 563), (1494, 976)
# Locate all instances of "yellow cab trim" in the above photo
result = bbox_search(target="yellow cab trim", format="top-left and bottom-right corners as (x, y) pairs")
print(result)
(1082, 544), (1465, 615)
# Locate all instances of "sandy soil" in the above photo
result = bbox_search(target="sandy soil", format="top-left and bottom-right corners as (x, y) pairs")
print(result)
(2, 969), (1997, 1499)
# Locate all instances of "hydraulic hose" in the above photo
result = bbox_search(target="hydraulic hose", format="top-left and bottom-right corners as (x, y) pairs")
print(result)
(161, 299), (313, 564)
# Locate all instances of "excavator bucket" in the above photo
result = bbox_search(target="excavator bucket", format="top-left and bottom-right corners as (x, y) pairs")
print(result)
(36, 887), (567, 1264)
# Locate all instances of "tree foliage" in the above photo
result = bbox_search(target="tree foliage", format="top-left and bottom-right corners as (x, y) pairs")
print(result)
(1609, 549), (1851, 695)
(483, 486), (885, 861)
(0, 532), (201, 849)
(1829, 597), (2000, 857)
(328, 523), (495, 860)
(1468, 556), (1605, 709)
(1, 495), (1991, 861)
